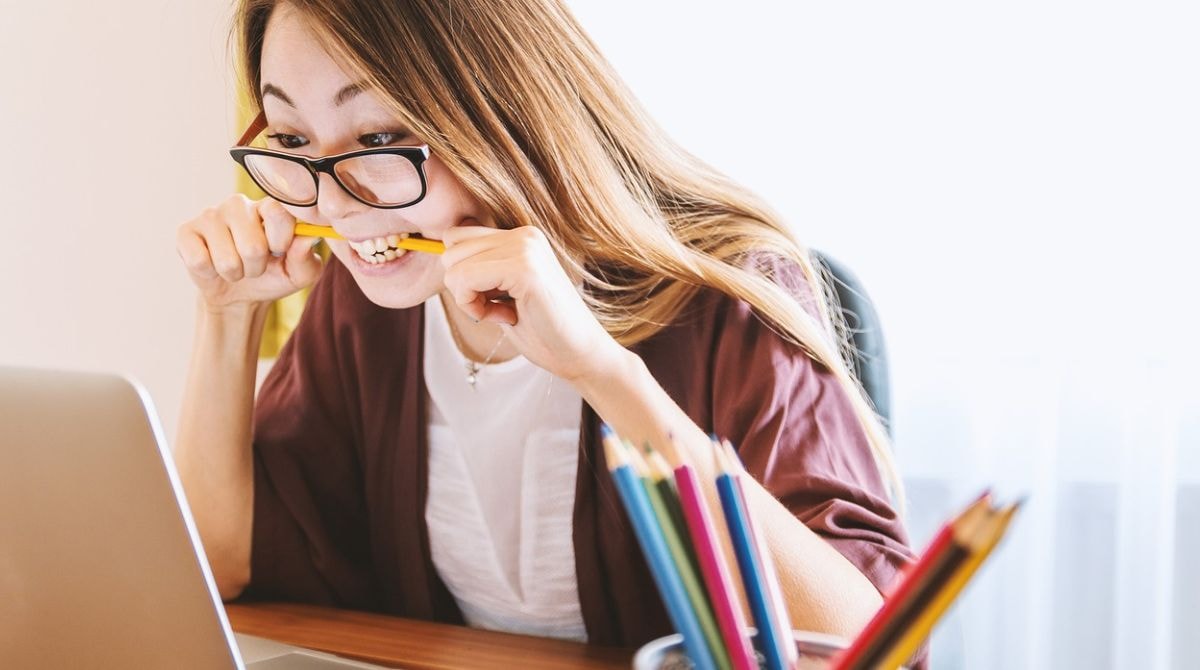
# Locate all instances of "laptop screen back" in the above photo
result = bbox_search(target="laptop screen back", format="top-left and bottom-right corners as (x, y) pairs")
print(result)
(0, 367), (242, 669)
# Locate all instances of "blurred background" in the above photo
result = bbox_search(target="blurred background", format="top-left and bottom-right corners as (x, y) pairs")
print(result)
(0, 1), (1196, 668)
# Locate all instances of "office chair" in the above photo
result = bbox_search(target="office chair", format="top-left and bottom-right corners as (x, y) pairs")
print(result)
(811, 251), (892, 435)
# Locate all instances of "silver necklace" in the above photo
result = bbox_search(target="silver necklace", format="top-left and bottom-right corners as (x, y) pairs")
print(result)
(441, 299), (507, 390)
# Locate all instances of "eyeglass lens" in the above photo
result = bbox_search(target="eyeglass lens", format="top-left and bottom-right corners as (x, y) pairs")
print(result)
(243, 153), (423, 206)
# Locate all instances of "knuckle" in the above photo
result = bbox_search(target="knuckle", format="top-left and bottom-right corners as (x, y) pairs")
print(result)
(186, 209), (216, 233)
(517, 226), (543, 251)
(213, 259), (242, 276)
(259, 196), (281, 217)
(187, 258), (214, 276)
(198, 213), (227, 236)
(219, 193), (252, 217)
(241, 239), (269, 261)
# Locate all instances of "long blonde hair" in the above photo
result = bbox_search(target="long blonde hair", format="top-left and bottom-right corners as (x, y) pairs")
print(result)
(233, 0), (905, 508)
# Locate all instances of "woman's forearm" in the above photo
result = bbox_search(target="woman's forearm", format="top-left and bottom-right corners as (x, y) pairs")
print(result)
(572, 347), (883, 637)
(174, 298), (270, 600)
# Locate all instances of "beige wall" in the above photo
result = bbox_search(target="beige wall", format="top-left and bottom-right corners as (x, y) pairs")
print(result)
(0, 1), (240, 439)
(2, 0), (1195, 451)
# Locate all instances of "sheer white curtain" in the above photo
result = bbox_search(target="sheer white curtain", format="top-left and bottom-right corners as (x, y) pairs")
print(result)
(895, 356), (1198, 669)
(569, 1), (1199, 667)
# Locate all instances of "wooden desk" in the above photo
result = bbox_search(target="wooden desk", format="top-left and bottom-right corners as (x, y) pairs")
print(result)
(226, 602), (634, 669)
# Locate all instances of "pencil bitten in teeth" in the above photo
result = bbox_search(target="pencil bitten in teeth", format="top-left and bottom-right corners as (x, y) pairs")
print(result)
(348, 233), (414, 263)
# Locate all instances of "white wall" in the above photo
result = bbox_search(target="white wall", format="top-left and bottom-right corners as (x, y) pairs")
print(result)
(566, 0), (1199, 367)
(561, 2), (1198, 668)
(0, 0), (240, 437)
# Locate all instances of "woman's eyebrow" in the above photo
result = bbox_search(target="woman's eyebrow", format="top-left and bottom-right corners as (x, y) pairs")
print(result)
(261, 83), (295, 107)
(260, 82), (365, 108)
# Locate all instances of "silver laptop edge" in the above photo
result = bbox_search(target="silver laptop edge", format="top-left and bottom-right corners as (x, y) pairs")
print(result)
(0, 366), (389, 669)
(126, 375), (249, 670)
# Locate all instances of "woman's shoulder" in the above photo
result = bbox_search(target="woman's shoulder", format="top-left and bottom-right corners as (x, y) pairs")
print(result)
(737, 249), (826, 322)
(655, 250), (825, 340)
(629, 250), (831, 385)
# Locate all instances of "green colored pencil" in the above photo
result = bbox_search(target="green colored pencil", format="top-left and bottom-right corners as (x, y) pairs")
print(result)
(627, 443), (732, 670)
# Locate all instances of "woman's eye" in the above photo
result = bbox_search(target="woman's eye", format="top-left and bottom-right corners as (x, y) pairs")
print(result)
(265, 133), (307, 150)
(359, 132), (405, 148)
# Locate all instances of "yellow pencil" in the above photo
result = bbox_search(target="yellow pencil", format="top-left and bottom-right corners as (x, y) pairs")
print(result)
(293, 221), (445, 255)
(875, 500), (1022, 670)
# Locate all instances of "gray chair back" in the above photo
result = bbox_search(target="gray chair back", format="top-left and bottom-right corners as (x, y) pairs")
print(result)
(811, 251), (892, 434)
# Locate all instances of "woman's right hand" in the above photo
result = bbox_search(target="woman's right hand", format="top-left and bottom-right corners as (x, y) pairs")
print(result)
(176, 194), (324, 311)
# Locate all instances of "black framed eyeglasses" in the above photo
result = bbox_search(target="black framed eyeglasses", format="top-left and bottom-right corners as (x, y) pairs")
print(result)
(229, 111), (431, 209)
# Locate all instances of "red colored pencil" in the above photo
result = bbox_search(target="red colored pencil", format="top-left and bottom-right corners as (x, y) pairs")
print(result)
(829, 491), (994, 670)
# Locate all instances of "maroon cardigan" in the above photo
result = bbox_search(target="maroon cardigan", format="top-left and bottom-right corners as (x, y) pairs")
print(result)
(244, 256), (916, 651)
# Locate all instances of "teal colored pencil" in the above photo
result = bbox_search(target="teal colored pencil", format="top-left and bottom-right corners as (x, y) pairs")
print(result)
(630, 444), (732, 670)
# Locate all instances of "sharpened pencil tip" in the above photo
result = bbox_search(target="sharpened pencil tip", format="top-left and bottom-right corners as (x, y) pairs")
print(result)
(601, 434), (626, 471)
(719, 439), (745, 472)
(711, 439), (730, 472)
(1003, 496), (1028, 520)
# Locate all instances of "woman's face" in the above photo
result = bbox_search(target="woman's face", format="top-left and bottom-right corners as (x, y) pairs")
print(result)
(259, 3), (490, 308)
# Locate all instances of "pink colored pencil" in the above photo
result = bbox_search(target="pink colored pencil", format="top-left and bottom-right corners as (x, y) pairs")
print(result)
(674, 462), (758, 670)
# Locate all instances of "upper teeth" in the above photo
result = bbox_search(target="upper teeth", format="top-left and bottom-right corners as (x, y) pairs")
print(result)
(349, 234), (410, 254)
(348, 233), (411, 263)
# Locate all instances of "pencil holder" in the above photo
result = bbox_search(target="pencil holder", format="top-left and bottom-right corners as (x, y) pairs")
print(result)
(632, 629), (909, 670)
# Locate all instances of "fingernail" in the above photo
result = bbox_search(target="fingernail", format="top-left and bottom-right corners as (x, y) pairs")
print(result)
(271, 251), (284, 258)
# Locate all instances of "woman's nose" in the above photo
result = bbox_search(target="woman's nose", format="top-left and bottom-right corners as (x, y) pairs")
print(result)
(315, 172), (366, 222)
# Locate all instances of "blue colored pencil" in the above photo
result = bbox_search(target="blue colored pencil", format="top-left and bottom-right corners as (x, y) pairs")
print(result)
(722, 440), (797, 668)
(714, 441), (795, 670)
(601, 425), (717, 670)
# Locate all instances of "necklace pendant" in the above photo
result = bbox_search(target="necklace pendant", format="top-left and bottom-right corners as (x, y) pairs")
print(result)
(466, 362), (480, 390)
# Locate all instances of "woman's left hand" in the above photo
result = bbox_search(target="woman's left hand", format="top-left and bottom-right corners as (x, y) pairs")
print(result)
(440, 222), (626, 385)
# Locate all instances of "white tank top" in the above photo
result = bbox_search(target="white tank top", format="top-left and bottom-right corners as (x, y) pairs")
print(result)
(422, 294), (587, 641)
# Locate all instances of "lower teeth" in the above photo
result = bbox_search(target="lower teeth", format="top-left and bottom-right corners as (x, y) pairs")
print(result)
(362, 248), (405, 264)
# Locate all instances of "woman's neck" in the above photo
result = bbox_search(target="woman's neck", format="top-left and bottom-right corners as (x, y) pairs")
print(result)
(437, 290), (521, 364)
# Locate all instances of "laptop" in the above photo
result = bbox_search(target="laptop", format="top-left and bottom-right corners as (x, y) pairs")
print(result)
(0, 366), (391, 669)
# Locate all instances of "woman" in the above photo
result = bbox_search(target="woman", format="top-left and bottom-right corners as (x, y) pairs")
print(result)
(175, 0), (916, 651)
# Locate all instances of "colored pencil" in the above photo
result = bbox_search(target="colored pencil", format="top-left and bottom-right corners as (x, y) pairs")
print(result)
(630, 444), (731, 670)
(643, 447), (705, 582)
(674, 459), (759, 670)
(714, 442), (796, 670)
(831, 492), (994, 670)
(293, 221), (445, 254)
(721, 440), (798, 670)
(874, 500), (1022, 670)
(600, 426), (717, 670)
